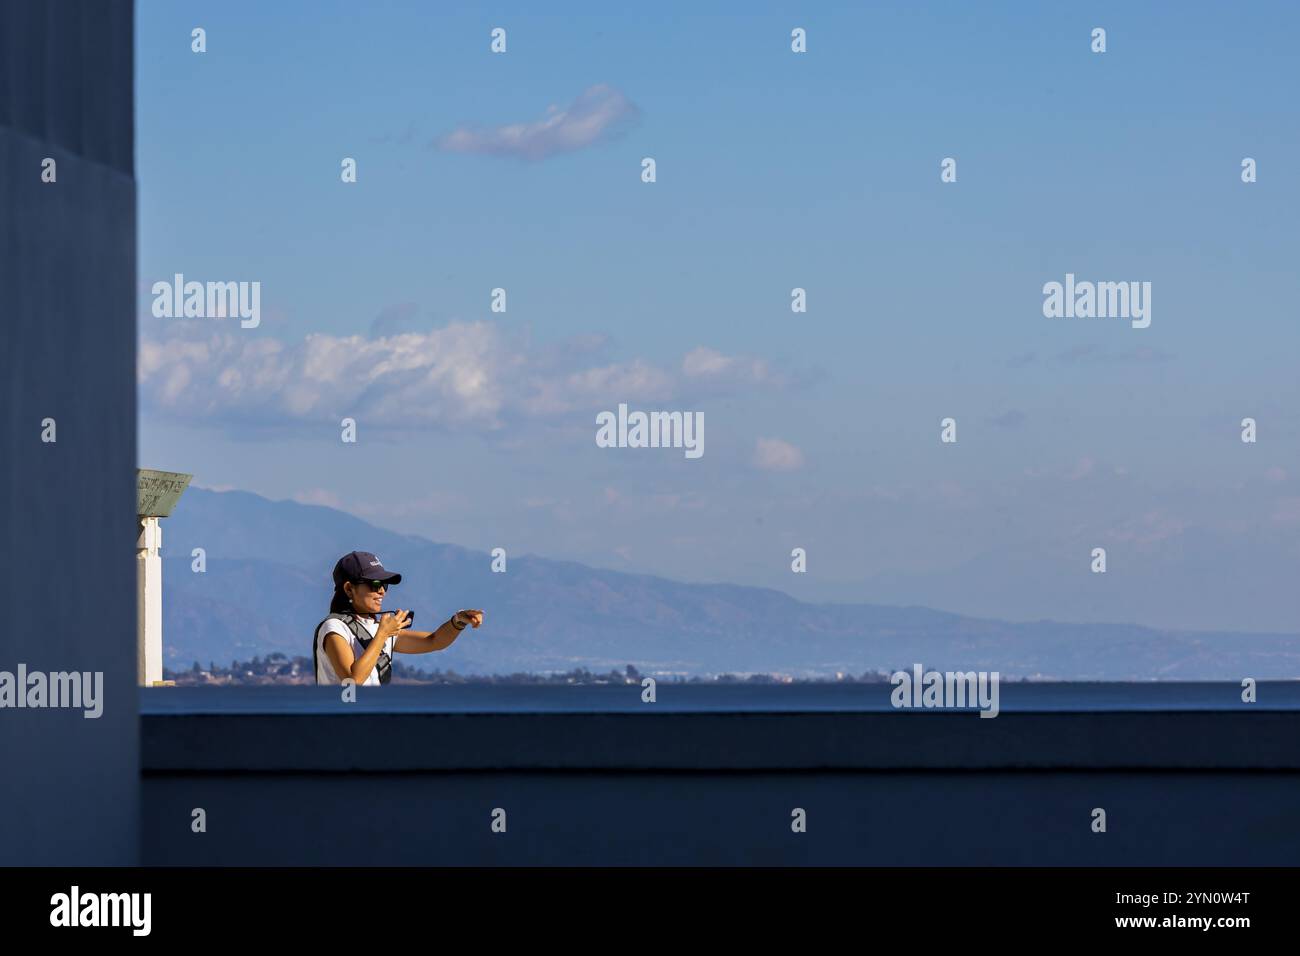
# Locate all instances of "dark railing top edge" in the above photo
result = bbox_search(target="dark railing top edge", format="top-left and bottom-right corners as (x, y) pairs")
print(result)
(139, 681), (1300, 717)
(141, 708), (1300, 773)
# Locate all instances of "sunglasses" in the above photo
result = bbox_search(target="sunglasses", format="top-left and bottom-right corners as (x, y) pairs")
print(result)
(358, 579), (393, 591)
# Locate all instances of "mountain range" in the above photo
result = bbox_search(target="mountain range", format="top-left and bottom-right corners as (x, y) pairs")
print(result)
(158, 487), (1300, 680)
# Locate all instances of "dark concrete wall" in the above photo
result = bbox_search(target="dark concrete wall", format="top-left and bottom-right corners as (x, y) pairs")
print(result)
(139, 770), (1300, 868)
(142, 770), (1300, 866)
(141, 687), (1300, 865)
(0, 0), (137, 865)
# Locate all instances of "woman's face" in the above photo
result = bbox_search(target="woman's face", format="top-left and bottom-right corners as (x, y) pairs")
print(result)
(347, 579), (387, 615)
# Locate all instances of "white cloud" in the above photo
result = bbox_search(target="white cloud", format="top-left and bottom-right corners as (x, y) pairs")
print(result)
(433, 84), (640, 161)
(140, 322), (786, 437)
(754, 438), (804, 472)
(140, 322), (509, 429)
(1107, 510), (1189, 545)
(530, 359), (675, 415)
(291, 488), (344, 509)
(682, 346), (783, 388)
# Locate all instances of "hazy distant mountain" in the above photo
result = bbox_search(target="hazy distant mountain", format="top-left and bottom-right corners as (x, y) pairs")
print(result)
(159, 488), (1300, 680)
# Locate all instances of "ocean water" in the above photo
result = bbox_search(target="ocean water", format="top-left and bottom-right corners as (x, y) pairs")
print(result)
(140, 680), (1300, 714)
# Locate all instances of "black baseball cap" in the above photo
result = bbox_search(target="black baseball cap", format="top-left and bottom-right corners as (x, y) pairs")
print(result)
(332, 551), (402, 588)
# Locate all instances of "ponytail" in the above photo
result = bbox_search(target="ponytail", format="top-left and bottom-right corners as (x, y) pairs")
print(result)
(329, 583), (353, 615)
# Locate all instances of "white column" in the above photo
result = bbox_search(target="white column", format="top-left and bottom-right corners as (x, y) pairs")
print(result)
(137, 516), (163, 686)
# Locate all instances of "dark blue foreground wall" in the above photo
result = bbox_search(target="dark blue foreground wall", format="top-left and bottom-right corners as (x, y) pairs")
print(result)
(143, 771), (1299, 866)
(0, 0), (138, 865)
(142, 684), (1300, 865)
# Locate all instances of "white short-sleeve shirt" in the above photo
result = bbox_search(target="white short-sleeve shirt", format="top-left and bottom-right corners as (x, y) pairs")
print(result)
(314, 615), (396, 686)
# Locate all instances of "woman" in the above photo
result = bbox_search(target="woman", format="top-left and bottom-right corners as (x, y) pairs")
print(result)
(313, 550), (484, 686)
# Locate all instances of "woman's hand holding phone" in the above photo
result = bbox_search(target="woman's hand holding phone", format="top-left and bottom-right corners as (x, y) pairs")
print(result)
(378, 609), (412, 638)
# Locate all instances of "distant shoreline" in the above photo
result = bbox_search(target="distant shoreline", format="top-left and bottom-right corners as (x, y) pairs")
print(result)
(165, 654), (898, 685)
(167, 654), (1086, 686)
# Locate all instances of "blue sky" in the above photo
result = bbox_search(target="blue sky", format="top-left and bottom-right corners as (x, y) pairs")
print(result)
(137, 1), (1300, 632)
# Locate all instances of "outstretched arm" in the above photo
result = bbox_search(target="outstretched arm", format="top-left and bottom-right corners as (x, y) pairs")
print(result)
(395, 609), (484, 654)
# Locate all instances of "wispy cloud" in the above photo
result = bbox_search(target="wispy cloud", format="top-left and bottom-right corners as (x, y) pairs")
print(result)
(139, 320), (786, 435)
(682, 346), (789, 390)
(1065, 457), (1096, 481)
(1272, 497), (1300, 525)
(1106, 509), (1189, 545)
(291, 488), (344, 509)
(753, 438), (804, 472)
(432, 84), (640, 161)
